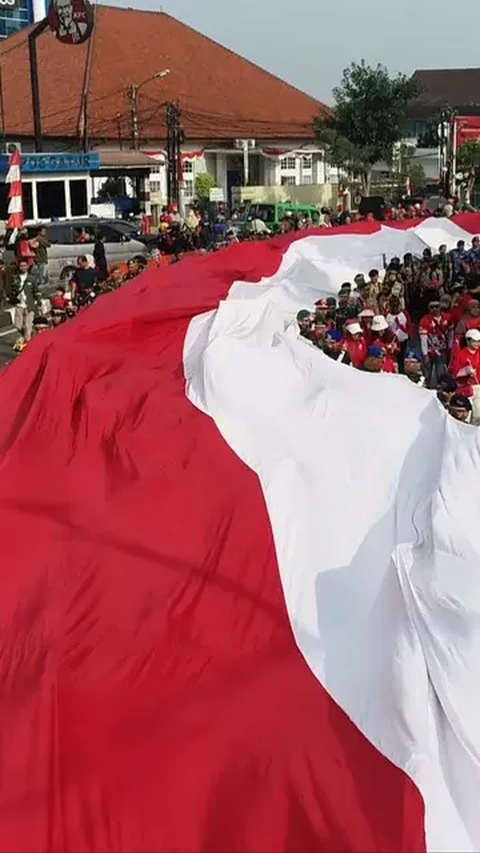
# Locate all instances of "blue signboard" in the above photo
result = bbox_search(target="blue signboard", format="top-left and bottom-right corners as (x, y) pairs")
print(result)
(0, 152), (100, 174)
(0, 0), (34, 40)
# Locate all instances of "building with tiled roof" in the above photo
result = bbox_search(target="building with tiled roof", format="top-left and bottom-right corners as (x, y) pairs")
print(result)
(0, 5), (333, 212)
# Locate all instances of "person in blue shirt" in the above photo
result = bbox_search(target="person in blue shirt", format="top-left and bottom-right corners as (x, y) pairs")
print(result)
(467, 235), (480, 265)
(450, 240), (469, 282)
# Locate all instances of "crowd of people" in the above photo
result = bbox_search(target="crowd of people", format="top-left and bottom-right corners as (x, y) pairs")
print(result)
(9, 252), (151, 351)
(296, 236), (480, 425)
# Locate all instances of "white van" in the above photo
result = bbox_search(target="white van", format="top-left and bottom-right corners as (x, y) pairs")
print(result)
(44, 219), (152, 281)
(5, 218), (153, 283)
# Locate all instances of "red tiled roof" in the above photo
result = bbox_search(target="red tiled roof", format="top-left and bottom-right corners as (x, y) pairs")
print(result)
(0, 5), (328, 143)
(409, 68), (480, 118)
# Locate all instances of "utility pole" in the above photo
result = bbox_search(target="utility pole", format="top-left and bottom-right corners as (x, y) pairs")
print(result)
(28, 18), (49, 153)
(129, 84), (139, 150)
(166, 101), (183, 207)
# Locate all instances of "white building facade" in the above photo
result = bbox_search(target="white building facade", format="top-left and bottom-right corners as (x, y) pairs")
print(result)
(145, 141), (334, 209)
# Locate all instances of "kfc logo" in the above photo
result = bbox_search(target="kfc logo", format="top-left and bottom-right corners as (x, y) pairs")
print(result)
(48, 0), (94, 45)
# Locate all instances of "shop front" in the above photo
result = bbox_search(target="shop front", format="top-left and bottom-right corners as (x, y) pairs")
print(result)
(0, 151), (99, 224)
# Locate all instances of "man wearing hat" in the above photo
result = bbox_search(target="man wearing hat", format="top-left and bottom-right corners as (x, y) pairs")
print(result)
(361, 345), (393, 373)
(404, 350), (426, 386)
(358, 307), (375, 341)
(323, 329), (352, 364)
(353, 274), (378, 313)
(314, 298), (336, 334)
(451, 327), (480, 422)
(342, 320), (367, 368)
(419, 299), (453, 388)
(448, 394), (473, 423)
(335, 285), (358, 332)
(369, 314), (399, 370)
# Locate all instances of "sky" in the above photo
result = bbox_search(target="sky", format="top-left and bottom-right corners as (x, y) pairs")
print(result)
(106, 0), (480, 104)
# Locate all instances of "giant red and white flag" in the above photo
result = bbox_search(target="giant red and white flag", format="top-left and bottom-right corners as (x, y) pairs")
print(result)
(0, 214), (479, 852)
(6, 147), (23, 230)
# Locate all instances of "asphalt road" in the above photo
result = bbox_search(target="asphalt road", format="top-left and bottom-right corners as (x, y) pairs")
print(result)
(0, 328), (18, 368)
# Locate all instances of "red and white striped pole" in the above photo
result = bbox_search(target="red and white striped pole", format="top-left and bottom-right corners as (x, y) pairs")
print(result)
(6, 147), (24, 230)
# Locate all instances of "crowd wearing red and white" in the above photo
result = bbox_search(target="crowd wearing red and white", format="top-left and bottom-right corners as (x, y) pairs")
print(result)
(296, 238), (480, 425)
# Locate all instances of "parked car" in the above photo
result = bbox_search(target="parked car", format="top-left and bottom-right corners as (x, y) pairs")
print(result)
(4, 218), (154, 283)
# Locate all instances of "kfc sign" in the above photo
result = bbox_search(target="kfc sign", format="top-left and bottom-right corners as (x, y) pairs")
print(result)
(47, 0), (94, 45)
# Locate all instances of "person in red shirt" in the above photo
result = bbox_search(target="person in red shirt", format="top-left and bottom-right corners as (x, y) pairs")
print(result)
(369, 314), (399, 367)
(449, 285), (470, 326)
(454, 298), (480, 339)
(451, 328), (480, 423)
(419, 300), (453, 388)
(15, 228), (35, 269)
(361, 345), (396, 373)
(358, 308), (375, 342)
(342, 321), (367, 368)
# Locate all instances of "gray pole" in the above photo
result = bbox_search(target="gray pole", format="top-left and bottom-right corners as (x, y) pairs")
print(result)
(129, 85), (139, 150)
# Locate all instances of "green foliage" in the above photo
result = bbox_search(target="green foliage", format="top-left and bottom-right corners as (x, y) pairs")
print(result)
(97, 176), (126, 198)
(457, 140), (480, 171)
(314, 61), (418, 193)
(457, 141), (480, 201)
(194, 172), (217, 200)
(408, 162), (427, 191)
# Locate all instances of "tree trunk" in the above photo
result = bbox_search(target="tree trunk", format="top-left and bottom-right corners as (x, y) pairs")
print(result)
(361, 170), (371, 196)
(466, 171), (476, 206)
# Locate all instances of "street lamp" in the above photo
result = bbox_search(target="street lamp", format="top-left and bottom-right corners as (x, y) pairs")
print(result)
(130, 68), (171, 149)
(138, 68), (171, 91)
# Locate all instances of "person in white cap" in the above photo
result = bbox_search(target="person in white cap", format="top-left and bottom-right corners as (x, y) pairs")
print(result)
(451, 327), (480, 423)
(342, 320), (367, 368)
(358, 308), (375, 340)
(370, 314), (399, 367)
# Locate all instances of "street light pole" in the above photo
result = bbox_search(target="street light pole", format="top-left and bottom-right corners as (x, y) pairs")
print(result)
(166, 101), (183, 208)
(129, 69), (170, 151)
(129, 84), (139, 150)
(28, 18), (49, 153)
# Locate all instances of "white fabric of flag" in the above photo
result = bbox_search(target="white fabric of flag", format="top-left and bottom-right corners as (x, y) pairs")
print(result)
(185, 218), (480, 853)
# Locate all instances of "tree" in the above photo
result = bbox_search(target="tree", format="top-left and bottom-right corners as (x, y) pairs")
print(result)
(314, 61), (418, 195)
(457, 141), (480, 204)
(97, 176), (126, 198)
(407, 162), (427, 193)
(194, 172), (217, 200)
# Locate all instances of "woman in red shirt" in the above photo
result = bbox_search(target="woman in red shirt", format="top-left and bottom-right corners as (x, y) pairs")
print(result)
(342, 321), (367, 368)
(451, 328), (480, 412)
(370, 314), (399, 365)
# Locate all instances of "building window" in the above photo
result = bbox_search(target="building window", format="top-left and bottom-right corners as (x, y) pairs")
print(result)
(281, 175), (296, 186)
(0, 0), (32, 39)
(280, 156), (296, 171)
(184, 179), (194, 197)
(183, 160), (194, 173)
(37, 180), (66, 219)
(69, 179), (88, 217)
(150, 180), (162, 193)
(23, 181), (33, 220)
(301, 174), (312, 185)
(302, 155), (312, 169)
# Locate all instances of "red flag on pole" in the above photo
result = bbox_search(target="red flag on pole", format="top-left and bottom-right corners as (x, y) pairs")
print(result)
(6, 147), (23, 230)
